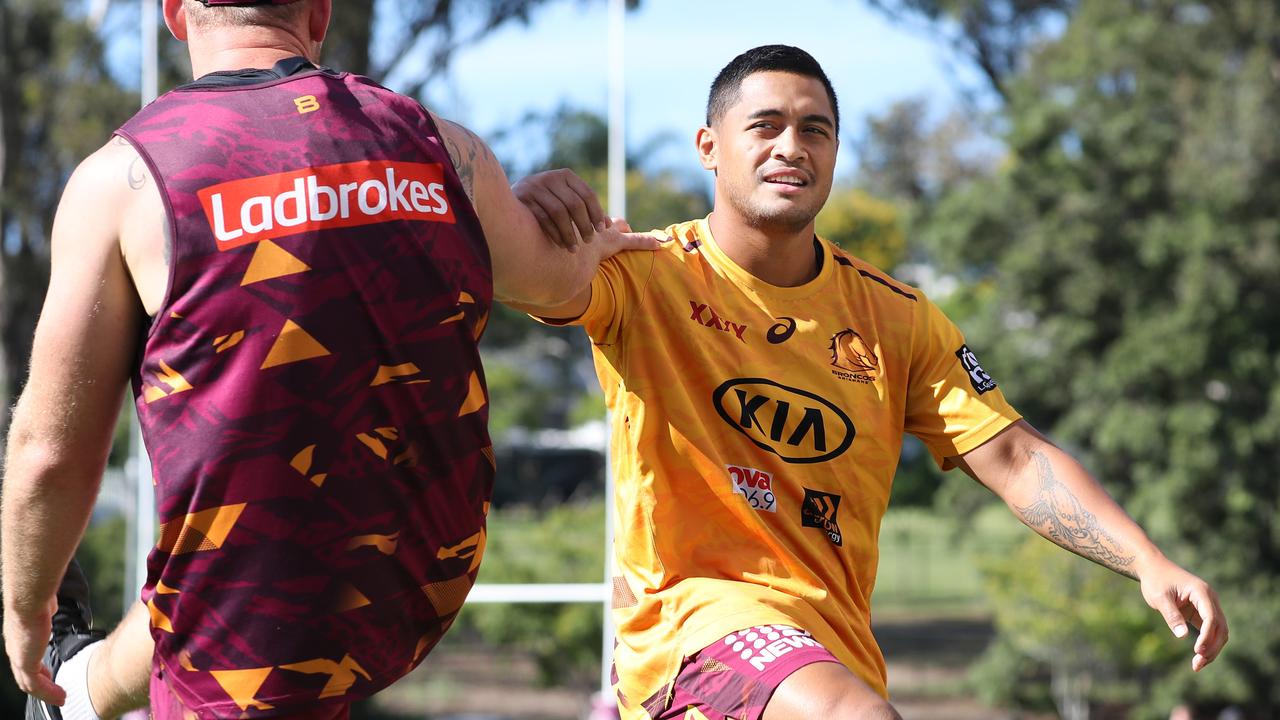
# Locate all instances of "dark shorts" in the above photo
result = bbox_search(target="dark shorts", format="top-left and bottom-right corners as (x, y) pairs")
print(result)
(658, 625), (840, 720)
(149, 663), (350, 720)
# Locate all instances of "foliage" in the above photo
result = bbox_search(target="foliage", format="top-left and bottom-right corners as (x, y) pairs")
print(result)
(0, 0), (135, 439)
(866, 0), (1075, 100)
(816, 187), (905, 271)
(76, 516), (128, 630)
(873, 0), (1280, 715)
(450, 500), (607, 686)
(975, 535), (1183, 719)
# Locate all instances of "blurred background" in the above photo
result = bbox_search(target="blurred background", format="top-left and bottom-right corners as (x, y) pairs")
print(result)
(1, 1), (1277, 718)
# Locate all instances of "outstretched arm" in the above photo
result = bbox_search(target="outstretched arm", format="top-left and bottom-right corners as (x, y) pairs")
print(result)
(953, 420), (1228, 672)
(2, 140), (142, 704)
(433, 116), (659, 307)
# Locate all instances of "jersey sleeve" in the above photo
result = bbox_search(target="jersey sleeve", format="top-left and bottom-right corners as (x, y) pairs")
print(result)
(904, 295), (1021, 469)
(531, 246), (657, 346)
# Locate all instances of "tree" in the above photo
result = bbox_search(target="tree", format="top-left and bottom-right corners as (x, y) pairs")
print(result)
(0, 1), (135, 444)
(880, 0), (1280, 715)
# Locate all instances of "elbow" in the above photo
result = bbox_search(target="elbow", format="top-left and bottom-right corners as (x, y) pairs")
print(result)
(3, 437), (106, 499)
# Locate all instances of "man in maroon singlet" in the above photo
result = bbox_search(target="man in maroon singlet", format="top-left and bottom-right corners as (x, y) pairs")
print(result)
(0, 1), (656, 718)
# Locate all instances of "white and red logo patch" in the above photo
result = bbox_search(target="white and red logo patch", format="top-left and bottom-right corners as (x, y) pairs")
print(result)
(723, 625), (825, 671)
(198, 160), (455, 250)
(727, 464), (776, 513)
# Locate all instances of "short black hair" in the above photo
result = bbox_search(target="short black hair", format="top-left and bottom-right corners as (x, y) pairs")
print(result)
(706, 45), (840, 132)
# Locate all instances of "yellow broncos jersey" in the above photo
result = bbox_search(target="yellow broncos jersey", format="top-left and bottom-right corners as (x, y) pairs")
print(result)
(548, 217), (1020, 717)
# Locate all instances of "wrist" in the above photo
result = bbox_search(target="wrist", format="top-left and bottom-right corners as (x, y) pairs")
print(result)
(1131, 546), (1170, 581)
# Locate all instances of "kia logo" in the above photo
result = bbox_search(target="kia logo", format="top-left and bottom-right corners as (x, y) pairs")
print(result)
(712, 378), (855, 464)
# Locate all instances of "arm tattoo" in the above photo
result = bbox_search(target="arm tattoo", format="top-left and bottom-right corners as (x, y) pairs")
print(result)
(162, 218), (173, 267)
(1015, 451), (1137, 579)
(439, 119), (485, 206)
(127, 155), (147, 190)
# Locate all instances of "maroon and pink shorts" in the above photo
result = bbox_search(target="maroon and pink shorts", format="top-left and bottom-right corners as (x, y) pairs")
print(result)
(149, 663), (350, 720)
(656, 625), (840, 720)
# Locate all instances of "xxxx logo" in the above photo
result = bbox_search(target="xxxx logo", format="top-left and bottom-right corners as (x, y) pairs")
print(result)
(689, 301), (747, 343)
(713, 378), (855, 464)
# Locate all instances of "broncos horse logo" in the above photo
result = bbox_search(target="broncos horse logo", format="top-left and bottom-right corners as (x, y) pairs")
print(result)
(828, 329), (880, 379)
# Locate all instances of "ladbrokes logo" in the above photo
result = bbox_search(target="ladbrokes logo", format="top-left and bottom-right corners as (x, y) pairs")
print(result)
(713, 378), (854, 464)
(198, 160), (455, 251)
(801, 488), (842, 546)
(828, 329), (879, 384)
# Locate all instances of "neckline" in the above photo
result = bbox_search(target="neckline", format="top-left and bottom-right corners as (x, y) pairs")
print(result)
(693, 216), (834, 301)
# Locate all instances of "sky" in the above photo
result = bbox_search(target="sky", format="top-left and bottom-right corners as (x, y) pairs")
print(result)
(103, 0), (984, 181)
(383, 0), (984, 180)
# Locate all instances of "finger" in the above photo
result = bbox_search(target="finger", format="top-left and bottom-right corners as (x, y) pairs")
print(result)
(609, 217), (633, 233)
(562, 172), (606, 231)
(525, 202), (566, 250)
(614, 231), (664, 252)
(1151, 592), (1190, 639)
(1189, 590), (1227, 667)
(546, 181), (598, 244)
(15, 666), (66, 706)
(529, 187), (579, 252)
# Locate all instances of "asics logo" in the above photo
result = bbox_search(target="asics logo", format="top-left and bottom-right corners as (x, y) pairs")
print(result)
(198, 160), (455, 251)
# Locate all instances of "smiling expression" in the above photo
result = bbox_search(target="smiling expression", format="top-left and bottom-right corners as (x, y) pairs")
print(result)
(700, 71), (838, 233)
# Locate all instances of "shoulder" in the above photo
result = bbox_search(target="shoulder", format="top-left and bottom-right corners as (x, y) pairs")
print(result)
(428, 113), (500, 206)
(826, 242), (921, 305)
(62, 136), (143, 212)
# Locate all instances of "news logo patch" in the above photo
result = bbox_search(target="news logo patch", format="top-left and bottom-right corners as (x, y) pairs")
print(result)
(955, 344), (997, 394)
(726, 464), (776, 513)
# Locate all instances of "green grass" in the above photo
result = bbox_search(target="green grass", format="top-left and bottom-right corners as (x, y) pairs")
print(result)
(873, 504), (1025, 618)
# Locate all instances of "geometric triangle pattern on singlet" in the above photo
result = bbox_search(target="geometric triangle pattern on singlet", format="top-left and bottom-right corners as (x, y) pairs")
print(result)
(261, 319), (330, 369)
(277, 655), (371, 700)
(208, 667), (275, 712)
(241, 239), (311, 286)
(156, 503), (246, 555)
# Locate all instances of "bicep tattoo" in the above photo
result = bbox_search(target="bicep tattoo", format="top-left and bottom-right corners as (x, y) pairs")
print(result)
(439, 119), (488, 206)
(1015, 451), (1137, 578)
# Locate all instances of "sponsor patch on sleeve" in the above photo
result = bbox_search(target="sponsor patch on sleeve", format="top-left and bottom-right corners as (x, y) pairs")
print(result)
(955, 344), (997, 395)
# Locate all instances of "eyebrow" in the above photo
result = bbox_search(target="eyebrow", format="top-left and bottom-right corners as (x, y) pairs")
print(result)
(746, 109), (835, 128)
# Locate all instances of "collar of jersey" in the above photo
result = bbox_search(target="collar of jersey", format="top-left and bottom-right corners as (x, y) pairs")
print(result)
(693, 216), (835, 301)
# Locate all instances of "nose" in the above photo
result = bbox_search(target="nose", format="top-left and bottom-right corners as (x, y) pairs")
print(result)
(772, 126), (806, 162)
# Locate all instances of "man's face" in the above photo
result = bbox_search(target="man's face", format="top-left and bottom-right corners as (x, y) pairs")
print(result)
(701, 71), (838, 233)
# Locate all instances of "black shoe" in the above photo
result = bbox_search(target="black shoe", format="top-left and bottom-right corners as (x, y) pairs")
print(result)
(25, 559), (107, 720)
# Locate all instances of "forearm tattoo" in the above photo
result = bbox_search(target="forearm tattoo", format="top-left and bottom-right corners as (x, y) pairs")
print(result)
(1014, 451), (1137, 579)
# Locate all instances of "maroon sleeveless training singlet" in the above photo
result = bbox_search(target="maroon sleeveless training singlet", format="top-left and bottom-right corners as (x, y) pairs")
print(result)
(117, 63), (493, 717)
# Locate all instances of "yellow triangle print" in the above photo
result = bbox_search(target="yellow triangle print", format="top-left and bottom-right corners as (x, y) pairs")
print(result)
(261, 320), (330, 369)
(209, 667), (275, 712)
(684, 708), (710, 720)
(279, 655), (370, 699)
(421, 575), (473, 617)
(241, 240), (311, 286)
(290, 445), (315, 475)
(457, 371), (486, 416)
(158, 503), (246, 555)
(147, 598), (174, 633)
(336, 584), (372, 612)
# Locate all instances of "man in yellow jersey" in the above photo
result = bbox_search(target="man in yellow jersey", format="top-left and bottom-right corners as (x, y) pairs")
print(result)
(511, 45), (1229, 720)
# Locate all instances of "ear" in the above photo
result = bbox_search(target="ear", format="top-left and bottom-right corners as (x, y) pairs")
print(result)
(310, 0), (332, 44)
(163, 0), (187, 41)
(696, 126), (718, 172)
